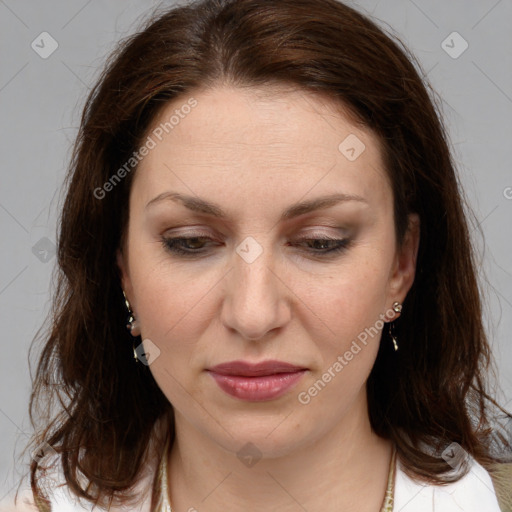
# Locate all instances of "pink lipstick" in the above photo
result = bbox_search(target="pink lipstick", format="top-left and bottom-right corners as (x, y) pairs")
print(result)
(207, 360), (307, 401)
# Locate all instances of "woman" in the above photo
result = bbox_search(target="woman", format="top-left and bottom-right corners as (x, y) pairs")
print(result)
(13, 0), (512, 510)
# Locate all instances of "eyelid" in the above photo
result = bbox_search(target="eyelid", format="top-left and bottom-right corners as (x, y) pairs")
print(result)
(160, 233), (353, 259)
(162, 228), (215, 238)
(163, 222), (350, 234)
(161, 224), (352, 240)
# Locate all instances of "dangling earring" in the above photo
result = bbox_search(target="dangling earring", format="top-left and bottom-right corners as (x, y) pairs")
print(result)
(389, 301), (402, 352)
(123, 290), (141, 362)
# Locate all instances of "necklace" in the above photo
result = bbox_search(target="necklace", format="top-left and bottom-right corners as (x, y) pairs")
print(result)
(156, 437), (396, 512)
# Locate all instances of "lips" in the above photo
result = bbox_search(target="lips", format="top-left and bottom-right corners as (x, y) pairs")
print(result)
(207, 360), (308, 401)
(208, 360), (307, 376)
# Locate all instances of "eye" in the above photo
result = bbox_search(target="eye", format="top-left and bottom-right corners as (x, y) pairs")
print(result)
(292, 236), (351, 256)
(161, 235), (351, 258)
(161, 236), (215, 256)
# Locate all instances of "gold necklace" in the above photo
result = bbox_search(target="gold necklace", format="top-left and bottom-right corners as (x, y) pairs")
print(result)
(156, 437), (396, 512)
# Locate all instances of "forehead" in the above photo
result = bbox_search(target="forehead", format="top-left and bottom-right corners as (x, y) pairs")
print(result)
(132, 85), (390, 215)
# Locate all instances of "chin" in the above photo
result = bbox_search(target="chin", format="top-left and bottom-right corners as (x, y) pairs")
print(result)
(204, 410), (315, 460)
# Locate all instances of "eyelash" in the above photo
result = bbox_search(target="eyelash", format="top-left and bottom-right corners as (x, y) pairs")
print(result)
(160, 235), (351, 258)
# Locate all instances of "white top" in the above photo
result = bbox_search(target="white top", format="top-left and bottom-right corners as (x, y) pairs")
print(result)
(394, 456), (502, 511)
(1, 455), (502, 512)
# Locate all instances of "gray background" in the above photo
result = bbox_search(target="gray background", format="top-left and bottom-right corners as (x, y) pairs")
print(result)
(1, 0), (511, 502)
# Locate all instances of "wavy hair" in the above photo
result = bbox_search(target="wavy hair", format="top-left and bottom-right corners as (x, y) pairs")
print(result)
(26, 0), (511, 509)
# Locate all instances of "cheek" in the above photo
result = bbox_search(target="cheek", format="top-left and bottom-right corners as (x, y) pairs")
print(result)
(127, 250), (228, 395)
(293, 267), (388, 416)
(130, 265), (215, 406)
(297, 254), (391, 346)
(126, 229), (219, 335)
(133, 265), (215, 343)
(291, 252), (392, 409)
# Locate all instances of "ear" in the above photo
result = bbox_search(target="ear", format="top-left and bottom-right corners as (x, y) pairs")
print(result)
(387, 213), (420, 309)
(116, 247), (133, 304)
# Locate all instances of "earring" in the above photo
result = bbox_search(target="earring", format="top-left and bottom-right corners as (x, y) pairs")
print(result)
(389, 322), (399, 351)
(123, 290), (141, 362)
(389, 301), (402, 352)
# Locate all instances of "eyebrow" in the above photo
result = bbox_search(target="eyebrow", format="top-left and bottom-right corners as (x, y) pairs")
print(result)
(145, 191), (368, 221)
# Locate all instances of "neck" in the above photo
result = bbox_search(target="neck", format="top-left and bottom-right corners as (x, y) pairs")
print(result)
(167, 389), (392, 512)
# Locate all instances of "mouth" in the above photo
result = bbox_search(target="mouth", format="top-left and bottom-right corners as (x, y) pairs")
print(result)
(206, 360), (308, 401)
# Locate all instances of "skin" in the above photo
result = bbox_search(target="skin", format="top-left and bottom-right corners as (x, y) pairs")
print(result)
(117, 84), (420, 512)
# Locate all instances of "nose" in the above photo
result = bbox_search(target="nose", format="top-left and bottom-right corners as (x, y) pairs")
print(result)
(220, 243), (291, 341)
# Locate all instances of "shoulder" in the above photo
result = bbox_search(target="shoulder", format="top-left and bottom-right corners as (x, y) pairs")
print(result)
(0, 480), (155, 512)
(394, 454), (503, 512)
(0, 489), (39, 512)
(5, 419), (170, 512)
(0, 458), (156, 512)
(0, 485), (98, 512)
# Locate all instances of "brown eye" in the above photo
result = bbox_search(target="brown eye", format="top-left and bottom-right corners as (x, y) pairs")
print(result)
(293, 237), (351, 255)
(161, 236), (215, 256)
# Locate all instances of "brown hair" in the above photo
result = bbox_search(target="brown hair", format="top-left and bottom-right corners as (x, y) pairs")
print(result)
(26, 0), (511, 509)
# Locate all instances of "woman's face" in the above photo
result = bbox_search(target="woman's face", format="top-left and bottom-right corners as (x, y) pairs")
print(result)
(117, 85), (419, 456)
